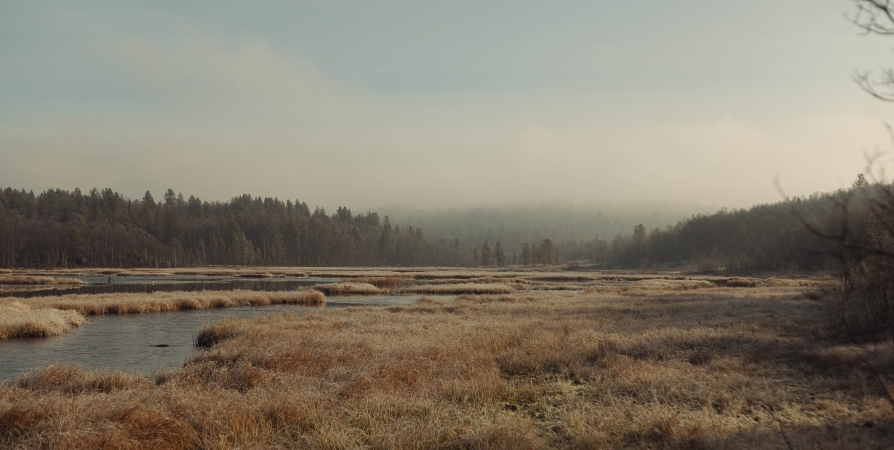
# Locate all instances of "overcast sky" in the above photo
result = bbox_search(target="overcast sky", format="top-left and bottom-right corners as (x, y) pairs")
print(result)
(1, 0), (892, 211)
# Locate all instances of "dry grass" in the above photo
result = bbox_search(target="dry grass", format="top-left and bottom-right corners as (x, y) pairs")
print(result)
(724, 277), (761, 287)
(0, 276), (85, 285)
(346, 276), (407, 290)
(311, 282), (382, 296)
(401, 283), (517, 295)
(585, 278), (717, 296)
(1, 281), (892, 448)
(1, 289), (325, 316)
(424, 276), (529, 285)
(0, 301), (85, 339)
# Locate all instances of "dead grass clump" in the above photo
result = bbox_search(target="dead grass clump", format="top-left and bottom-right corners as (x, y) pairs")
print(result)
(456, 294), (523, 304)
(0, 276), (85, 285)
(725, 277), (762, 287)
(3, 289), (325, 317)
(585, 279), (715, 296)
(237, 273), (275, 278)
(526, 274), (594, 282)
(530, 284), (585, 291)
(0, 301), (85, 339)
(311, 282), (382, 296)
(402, 283), (516, 295)
(195, 319), (245, 348)
(347, 276), (406, 290)
(0, 276), (56, 285)
(14, 364), (154, 393)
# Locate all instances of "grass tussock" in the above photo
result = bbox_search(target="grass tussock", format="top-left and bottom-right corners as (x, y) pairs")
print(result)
(2, 281), (891, 448)
(585, 278), (716, 296)
(402, 283), (516, 295)
(2, 289), (325, 316)
(0, 276), (85, 285)
(724, 277), (762, 287)
(346, 276), (407, 290)
(311, 282), (382, 296)
(0, 301), (85, 339)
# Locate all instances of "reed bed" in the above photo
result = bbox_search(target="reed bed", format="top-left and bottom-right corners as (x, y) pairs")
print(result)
(1, 283), (890, 448)
(401, 282), (516, 295)
(2, 289), (325, 316)
(0, 276), (85, 285)
(311, 282), (382, 296)
(0, 301), (85, 339)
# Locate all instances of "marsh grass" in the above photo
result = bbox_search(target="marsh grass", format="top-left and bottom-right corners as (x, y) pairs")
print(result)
(0, 276), (85, 285)
(1, 281), (891, 448)
(311, 282), (382, 296)
(423, 276), (529, 285)
(0, 301), (85, 339)
(346, 276), (407, 290)
(2, 289), (324, 317)
(401, 283), (517, 295)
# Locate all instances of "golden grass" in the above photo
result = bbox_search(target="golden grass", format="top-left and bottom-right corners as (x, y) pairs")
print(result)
(401, 283), (517, 295)
(424, 276), (530, 285)
(346, 276), (407, 290)
(1, 289), (325, 316)
(0, 301), (85, 339)
(0, 276), (85, 285)
(2, 282), (891, 448)
(311, 282), (382, 296)
(724, 277), (761, 287)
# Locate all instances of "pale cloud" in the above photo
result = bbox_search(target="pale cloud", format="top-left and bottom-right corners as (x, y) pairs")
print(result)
(1, 1), (891, 212)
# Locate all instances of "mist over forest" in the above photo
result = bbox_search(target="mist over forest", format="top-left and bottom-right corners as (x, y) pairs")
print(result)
(379, 201), (712, 250)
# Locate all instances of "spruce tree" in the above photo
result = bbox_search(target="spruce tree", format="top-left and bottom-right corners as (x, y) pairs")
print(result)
(494, 240), (505, 267)
(481, 241), (493, 267)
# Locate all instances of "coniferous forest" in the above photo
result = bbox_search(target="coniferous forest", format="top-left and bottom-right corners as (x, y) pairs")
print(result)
(0, 184), (871, 271)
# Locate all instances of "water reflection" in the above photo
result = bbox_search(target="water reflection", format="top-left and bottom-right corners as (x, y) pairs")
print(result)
(0, 295), (451, 380)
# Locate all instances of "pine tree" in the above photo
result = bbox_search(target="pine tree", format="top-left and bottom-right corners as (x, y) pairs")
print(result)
(378, 216), (394, 264)
(481, 241), (493, 267)
(521, 243), (532, 266)
(494, 240), (505, 267)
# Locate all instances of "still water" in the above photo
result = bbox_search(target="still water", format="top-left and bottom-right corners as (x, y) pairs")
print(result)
(0, 295), (449, 381)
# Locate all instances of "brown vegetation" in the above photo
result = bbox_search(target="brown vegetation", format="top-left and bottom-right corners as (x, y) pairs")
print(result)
(401, 283), (517, 295)
(1, 281), (891, 448)
(346, 276), (407, 290)
(311, 282), (382, 296)
(2, 289), (325, 317)
(0, 301), (85, 339)
(0, 276), (85, 285)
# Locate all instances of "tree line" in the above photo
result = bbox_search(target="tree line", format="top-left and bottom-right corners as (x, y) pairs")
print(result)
(0, 183), (875, 271)
(0, 187), (474, 268)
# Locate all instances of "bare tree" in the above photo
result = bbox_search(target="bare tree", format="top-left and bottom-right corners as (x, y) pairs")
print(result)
(851, 1), (894, 100)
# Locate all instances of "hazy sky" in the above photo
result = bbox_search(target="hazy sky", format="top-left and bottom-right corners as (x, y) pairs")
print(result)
(2, 0), (892, 210)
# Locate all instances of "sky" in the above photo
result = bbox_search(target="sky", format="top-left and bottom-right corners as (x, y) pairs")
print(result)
(1, 0), (893, 212)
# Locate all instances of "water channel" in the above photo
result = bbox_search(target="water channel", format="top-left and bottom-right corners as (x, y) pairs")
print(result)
(0, 295), (451, 381)
(0, 275), (449, 381)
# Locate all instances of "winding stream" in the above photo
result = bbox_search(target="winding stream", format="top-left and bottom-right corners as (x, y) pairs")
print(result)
(0, 293), (450, 381)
